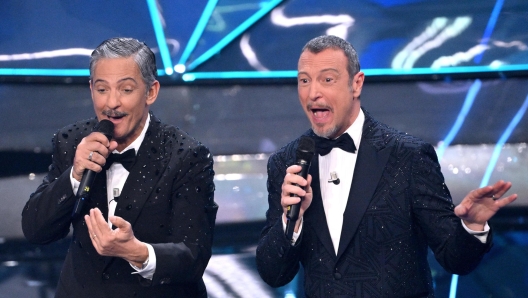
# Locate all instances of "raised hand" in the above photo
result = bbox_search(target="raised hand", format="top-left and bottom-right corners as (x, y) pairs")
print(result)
(72, 132), (118, 181)
(454, 180), (517, 231)
(281, 165), (313, 232)
(85, 208), (148, 267)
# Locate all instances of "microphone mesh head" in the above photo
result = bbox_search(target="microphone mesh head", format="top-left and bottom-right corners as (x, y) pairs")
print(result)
(296, 136), (315, 161)
(93, 119), (114, 141)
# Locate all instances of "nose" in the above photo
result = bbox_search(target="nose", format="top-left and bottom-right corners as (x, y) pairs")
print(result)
(308, 81), (322, 101)
(106, 89), (121, 109)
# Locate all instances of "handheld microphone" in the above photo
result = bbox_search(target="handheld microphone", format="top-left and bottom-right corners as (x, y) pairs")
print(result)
(285, 136), (315, 241)
(72, 119), (114, 217)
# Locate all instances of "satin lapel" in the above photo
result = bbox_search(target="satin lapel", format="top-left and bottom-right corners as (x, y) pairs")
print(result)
(113, 128), (168, 226)
(88, 170), (109, 219)
(305, 156), (337, 260)
(89, 171), (114, 268)
(336, 135), (391, 260)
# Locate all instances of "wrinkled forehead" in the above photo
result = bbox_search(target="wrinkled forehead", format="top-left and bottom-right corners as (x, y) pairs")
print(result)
(298, 48), (348, 73)
(91, 57), (142, 83)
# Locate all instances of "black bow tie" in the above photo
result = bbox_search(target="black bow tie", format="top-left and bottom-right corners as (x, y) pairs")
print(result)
(313, 133), (357, 156)
(103, 149), (136, 171)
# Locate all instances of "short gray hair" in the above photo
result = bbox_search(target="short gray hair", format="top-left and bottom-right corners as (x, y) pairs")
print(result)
(302, 35), (360, 83)
(90, 37), (157, 88)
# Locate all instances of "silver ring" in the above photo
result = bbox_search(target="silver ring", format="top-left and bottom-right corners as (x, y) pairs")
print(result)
(92, 234), (97, 239)
(88, 151), (94, 161)
(492, 195), (498, 200)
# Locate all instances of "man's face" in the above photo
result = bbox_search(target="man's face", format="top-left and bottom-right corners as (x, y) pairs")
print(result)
(90, 57), (159, 151)
(297, 48), (364, 139)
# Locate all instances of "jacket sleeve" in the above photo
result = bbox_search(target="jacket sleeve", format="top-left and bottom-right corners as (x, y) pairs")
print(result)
(410, 142), (492, 275)
(149, 144), (218, 286)
(256, 152), (302, 287)
(21, 130), (76, 244)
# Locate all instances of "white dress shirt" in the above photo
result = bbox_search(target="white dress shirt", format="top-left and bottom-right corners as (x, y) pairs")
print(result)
(71, 114), (156, 279)
(319, 110), (364, 255)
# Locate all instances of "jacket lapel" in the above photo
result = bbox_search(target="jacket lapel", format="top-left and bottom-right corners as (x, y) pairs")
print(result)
(113, 116), (168, 226)
(90, 170), (109, 219)
(336, 114), (392, 260)
(306, 153), (338, 260)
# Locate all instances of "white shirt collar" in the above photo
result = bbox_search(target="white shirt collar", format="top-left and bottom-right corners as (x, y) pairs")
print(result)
(115, 113), (150, 155)
(340, 108), (364, 150)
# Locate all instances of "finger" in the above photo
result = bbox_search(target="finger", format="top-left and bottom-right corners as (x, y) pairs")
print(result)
(75, 140), (111, 173)
(303, 185), (313, 202)
(84, 214), (101, 245)
(84, 214), (94, 238)
(284, 172), (308, 187)
(494, 193), (517, 207)
(88, 208), (109, 238)
(453, 204), (468, 218)
(490, 180), (513, 199)
(472, 186), (494, 199)
(82, 133), (113, 157)
(93, 208), (109, 228)
(90, 142), (112, 162)
(306, 174), (313, 191)
(87, 151), (107, 168)
(85, 131), (112, 148)
(109, 215), (131, 231)
(108, 140), (119, 153)
(286, 165), (303, 174)
(282, 196), (302, 207)
(282, 183), (307, 197)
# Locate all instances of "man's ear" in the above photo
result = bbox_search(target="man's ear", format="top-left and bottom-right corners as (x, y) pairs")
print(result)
(89, 80), (93, 96)
(352, 71), (365, 98)
(146, 80), (160, 105)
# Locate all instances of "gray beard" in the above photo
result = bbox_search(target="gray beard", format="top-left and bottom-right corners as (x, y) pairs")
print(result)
(313, 125), (338, 139)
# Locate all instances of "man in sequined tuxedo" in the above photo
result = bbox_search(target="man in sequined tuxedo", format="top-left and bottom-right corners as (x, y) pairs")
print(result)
(256, 35), (517, 297)
(22, 38), (218, 298)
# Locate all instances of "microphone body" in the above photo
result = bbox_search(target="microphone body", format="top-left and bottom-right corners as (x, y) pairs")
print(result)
(285, 136), (315, 241)
(72, 120), (114, 217)
(328, 171), (340, 185)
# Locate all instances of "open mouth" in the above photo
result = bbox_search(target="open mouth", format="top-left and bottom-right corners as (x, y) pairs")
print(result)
(309, 105), (332, 122)
(103, 110), (128, 121)
(108, 114), (125, 120)
(312, 108), (330, 118)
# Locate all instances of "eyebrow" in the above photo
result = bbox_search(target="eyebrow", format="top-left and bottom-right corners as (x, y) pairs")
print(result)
(92, 77), (138, 84)
(297, 68), (340, 76)
(319, 68), (339, 74)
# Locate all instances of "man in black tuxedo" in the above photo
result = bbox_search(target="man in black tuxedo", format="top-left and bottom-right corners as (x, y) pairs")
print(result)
(256, 35), (517, 297)
(22, 38), (218, 297)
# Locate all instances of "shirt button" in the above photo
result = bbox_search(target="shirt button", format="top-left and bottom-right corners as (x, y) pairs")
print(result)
(334, 272), (342, 280)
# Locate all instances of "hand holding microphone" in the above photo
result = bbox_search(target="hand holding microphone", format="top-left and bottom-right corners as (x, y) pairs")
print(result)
(72, 120), (115, 217)
(283, 136), (315, 241)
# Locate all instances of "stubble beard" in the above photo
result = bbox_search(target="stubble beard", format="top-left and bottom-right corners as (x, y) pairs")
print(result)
(312, 124), (338, 139)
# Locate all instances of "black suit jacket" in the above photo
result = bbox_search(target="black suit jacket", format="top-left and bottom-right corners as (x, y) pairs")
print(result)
(22, 113), (218, 298)
(256, 110), (491, 298)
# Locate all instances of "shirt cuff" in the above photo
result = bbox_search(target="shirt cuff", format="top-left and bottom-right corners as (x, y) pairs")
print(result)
(70, 167), (80, 194)
(130, 243), (156, 280)
(282, 215), (303, 245)
(461, 219), (490, 243)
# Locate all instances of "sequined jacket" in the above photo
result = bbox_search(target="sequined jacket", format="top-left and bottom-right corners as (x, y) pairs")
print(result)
(256, 110), (492, 298)
(22, 113), (218, 298)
